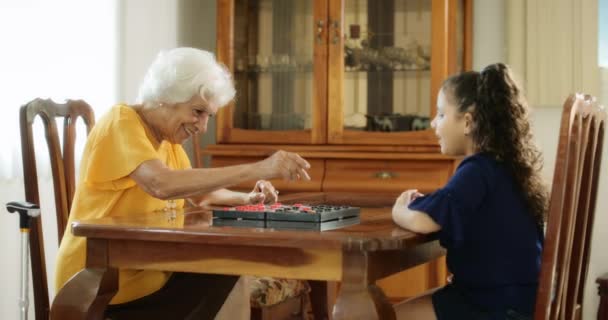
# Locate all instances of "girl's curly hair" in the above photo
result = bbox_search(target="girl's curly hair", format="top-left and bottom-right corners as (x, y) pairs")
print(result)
(443, 63), (548, 227)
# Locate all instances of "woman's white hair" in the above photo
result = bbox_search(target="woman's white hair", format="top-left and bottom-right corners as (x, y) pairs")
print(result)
(137, 47), (235, 108)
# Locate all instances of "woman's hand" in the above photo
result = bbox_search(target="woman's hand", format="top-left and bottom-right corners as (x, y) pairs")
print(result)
(246, 180), (279, 204)
(257, 150), (311, 181)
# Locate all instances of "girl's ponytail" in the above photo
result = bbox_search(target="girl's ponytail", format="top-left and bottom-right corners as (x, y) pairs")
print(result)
(477, 63), (515, 106)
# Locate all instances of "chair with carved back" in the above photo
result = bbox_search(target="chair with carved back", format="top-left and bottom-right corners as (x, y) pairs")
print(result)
(534, 94), (606, 320)
(598, 273), (608, 320)
(18, 98), (95, 320)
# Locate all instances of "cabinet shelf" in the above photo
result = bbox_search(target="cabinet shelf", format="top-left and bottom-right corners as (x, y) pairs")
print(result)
(207, 0), (472, 165)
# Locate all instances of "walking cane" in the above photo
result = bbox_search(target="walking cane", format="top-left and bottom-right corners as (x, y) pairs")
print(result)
(6, 201), (40, 320)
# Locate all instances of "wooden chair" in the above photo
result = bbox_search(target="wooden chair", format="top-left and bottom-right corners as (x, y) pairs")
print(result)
(598, 273), (608, 320)
(18, 98), (95, 320)
(534, 94), (606, 320)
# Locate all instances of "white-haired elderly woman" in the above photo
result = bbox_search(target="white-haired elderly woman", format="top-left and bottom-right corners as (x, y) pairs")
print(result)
(54, 47), (311, 320)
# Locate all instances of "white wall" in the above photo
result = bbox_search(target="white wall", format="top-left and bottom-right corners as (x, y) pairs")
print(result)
(473, 0), (506, 70)
(117, 0), (179, 104)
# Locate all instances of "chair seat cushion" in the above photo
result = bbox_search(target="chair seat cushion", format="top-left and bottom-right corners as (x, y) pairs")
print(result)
(249, 277), (310, 307)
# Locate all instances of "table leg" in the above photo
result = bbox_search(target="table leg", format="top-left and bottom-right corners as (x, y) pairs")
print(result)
(51, 238), (118, 320)
(309, 280), (329, 320)
(332, 250), (395, 320)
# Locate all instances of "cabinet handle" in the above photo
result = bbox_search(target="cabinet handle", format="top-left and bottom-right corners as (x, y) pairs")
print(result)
(374, 171), (398, 180)
(331, 20), (340, 45)
(316, 20), (325, 43)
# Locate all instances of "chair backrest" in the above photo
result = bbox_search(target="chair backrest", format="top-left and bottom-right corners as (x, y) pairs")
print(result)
(191, 130), (205, 168)
(535, 94), (606, 320)
(19, 98), (94, 320)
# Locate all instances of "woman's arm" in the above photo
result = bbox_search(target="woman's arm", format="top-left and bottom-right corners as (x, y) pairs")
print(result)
(130, 160), (258, 200)
(190, 188), (248, 207)
(189, 180), (278, 207)
(130, 150), (309, 200)
(392, 190), (441, 234)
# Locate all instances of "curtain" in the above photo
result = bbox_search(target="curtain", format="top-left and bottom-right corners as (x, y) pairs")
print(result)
(505, 0), (600, 108)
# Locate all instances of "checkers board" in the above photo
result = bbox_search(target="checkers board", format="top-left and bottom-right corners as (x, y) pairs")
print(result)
(212, 203), (360, 231)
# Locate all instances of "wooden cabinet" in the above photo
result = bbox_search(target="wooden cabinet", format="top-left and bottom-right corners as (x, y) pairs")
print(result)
(196, 0), (472, 302)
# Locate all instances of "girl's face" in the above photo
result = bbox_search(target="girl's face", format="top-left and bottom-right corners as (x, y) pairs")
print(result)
(431, 88), (474, 156)
(161, 94), (218, 144)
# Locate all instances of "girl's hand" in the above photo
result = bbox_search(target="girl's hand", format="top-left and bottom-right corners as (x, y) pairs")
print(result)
(246, 180), (279, 204)
(392, 189), (440, 233)
(394, 189), (424, 209)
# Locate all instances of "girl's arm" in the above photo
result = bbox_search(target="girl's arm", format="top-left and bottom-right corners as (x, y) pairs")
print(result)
(392, 190), (441, 234)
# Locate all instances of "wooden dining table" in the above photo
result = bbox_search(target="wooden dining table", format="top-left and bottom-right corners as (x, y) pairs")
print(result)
(50, 192), (445, 320)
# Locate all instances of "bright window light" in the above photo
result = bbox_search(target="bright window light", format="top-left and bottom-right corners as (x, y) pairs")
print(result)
(600, 0), (607, 67)
(0, 0), (118, 180)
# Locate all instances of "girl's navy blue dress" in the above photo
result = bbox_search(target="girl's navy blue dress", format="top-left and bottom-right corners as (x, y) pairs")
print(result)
(409, 153), (543, 320)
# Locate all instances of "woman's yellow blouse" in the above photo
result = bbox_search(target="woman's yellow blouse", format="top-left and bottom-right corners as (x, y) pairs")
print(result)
(55, 104), (190, 304)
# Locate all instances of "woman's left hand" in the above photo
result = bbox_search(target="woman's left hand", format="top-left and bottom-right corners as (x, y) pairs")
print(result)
(246, 180), (279, 204)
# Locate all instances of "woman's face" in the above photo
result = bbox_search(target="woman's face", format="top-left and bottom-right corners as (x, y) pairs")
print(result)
(161, 94), (218, 144)
(430, 88), (472, 156)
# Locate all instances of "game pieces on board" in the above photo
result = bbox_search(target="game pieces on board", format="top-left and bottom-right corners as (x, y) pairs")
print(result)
(212, 203), (360, 231)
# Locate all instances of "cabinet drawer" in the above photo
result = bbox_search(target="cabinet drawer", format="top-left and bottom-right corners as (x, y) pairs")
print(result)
(323, 159), (453, 193)
(211, 157), (324, 192)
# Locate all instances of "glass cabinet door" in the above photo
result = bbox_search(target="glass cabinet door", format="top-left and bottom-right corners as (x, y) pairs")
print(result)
(328, 0), (468, 146)
(216, 0), (327, 144)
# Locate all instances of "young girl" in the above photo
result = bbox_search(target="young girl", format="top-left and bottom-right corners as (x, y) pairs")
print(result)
(392, 63), (547, 320)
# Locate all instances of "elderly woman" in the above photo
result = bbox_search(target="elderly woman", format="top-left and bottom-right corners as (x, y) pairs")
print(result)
(54, 47), (310, 320)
